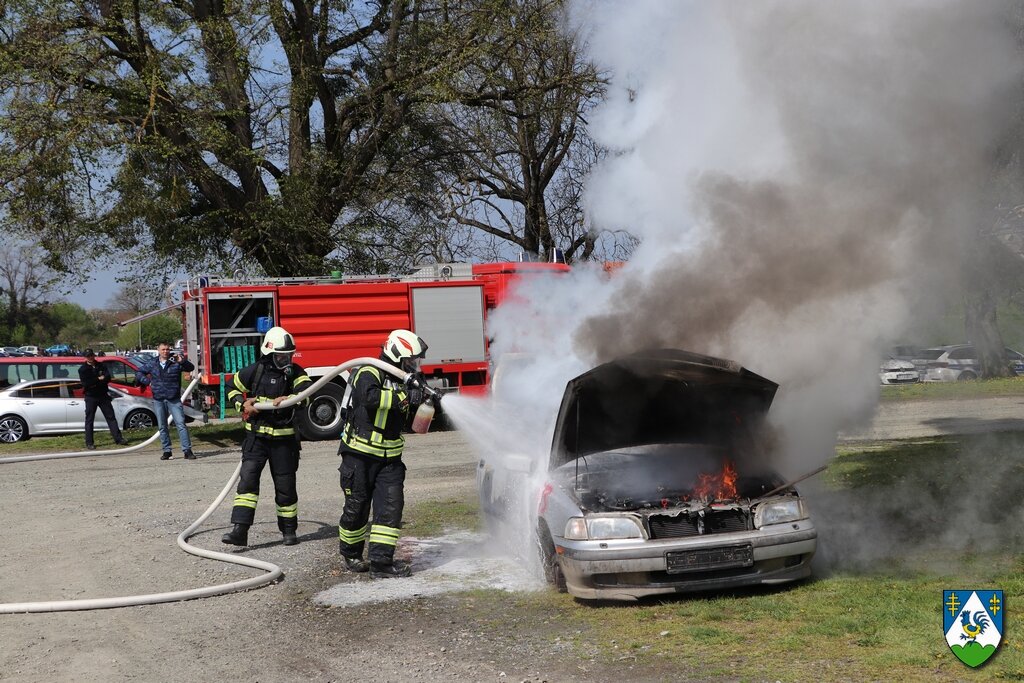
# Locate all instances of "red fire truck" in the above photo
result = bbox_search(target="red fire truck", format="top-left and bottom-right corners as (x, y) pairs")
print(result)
(126, 261), (569, 440)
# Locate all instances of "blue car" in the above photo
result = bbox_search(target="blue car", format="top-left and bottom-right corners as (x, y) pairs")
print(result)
(44, 344), (73, 356)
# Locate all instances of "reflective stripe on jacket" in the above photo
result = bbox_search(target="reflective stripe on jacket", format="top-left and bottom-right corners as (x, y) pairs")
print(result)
(339, 364), (409, 458)
(227, 359), (311, 438)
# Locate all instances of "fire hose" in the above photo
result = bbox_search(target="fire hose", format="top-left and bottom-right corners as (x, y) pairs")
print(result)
(0, 357), (427, 613)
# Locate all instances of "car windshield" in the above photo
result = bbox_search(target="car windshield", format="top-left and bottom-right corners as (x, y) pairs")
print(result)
(916, 349), (946, 360)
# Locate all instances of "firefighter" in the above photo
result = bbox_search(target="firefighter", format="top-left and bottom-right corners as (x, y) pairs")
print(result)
(337, 329), (428, 578)
(221, 326), (312, 547)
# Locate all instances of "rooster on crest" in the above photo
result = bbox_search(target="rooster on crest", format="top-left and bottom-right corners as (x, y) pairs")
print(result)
(960, 610), (990, 643)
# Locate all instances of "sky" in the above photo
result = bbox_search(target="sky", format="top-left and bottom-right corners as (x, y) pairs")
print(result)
(67, 267), (122, 309)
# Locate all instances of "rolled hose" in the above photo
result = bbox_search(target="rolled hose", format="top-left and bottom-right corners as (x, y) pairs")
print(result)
(0, 357), (408, 613)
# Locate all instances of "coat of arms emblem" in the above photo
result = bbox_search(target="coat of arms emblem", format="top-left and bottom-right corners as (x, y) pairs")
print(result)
(943, 590), (1003, 668)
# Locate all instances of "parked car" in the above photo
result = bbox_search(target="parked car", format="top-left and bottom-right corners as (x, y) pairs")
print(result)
(0, 378), (158, 443)
(922, 345), (1024, 382)
(0, 356), (150, 396)
(2, 347), (27, 357)
(879, 357), (919, 385)
(44, 344), (73, 356)
(478, 349), (817, 601)
(17, 346), (39, 356)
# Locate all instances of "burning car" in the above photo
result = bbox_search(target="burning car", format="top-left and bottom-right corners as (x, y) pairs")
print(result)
(478, 349), (817, 601)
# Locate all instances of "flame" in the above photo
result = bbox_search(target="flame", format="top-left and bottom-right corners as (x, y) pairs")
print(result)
(693, 460), (739, 501)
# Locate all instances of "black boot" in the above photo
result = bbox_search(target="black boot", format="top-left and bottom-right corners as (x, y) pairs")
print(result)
(369, 561), (411, 579)
(160, 451), (172, 460)
(183, 449), (196, 460)
(343, 556), (369, 573)
(282, 530), (299, 546)
(221, 524), (249, 546)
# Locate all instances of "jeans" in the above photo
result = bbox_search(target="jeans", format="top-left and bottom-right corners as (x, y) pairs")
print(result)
(153, 398), (193, 452)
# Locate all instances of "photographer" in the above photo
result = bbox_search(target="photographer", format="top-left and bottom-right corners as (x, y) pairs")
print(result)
(78, 349), (127, 450)
(135, 342), (196, 460)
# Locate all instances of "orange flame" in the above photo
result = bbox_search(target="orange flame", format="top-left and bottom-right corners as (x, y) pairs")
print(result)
(693, 461), (739, 501)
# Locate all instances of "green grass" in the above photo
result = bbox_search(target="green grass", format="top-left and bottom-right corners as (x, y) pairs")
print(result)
(880, 376), (1024, 401)
(402, 496), (481, 537)
(0, 420), (245, 455)
(514, 564), (1024, 681)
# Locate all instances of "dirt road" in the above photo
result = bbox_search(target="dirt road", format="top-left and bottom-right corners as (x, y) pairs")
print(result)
(0, 396), (1018, 682)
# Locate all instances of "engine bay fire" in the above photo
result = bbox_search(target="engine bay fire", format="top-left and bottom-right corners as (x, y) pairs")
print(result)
(556, 444), (797, 541)
(478, 349), (818, 600)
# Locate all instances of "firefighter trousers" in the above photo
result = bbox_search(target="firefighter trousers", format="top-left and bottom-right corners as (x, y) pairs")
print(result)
(230, 433), (300, 533)
(338, 453), (406, 564)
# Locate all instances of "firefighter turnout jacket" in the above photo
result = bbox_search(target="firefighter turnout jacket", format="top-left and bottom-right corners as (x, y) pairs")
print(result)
(228, 359), (312, 437)
(339, 365), (410, 458)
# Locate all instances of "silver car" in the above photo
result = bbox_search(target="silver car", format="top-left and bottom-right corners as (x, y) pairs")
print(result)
(478, 349), (817, 601)
(0, 378), (157, 443)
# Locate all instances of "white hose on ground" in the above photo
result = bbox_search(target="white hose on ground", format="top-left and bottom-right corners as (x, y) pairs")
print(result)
(0, 358), (407, 613)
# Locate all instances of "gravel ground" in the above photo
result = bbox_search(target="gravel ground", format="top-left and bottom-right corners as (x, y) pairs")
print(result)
(0, 396), (1016, 682)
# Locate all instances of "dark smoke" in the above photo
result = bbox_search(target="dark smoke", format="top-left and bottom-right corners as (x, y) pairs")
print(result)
(572, 0), (1024, 472)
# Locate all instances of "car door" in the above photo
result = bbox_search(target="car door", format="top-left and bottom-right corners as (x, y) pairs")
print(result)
(63, 380), (87, 430)
(16, 382), (67, 432)
(100, 359), (146, 396)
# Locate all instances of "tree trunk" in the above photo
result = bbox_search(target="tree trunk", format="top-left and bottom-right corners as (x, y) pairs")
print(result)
(964, 289), (1011, 378)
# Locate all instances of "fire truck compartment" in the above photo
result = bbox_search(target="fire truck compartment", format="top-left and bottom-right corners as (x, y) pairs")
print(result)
(411, 285), (486, 365)
(206, 291), (275, 375)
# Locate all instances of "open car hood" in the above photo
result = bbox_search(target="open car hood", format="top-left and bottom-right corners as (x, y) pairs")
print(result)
(549, 349), (778, 469)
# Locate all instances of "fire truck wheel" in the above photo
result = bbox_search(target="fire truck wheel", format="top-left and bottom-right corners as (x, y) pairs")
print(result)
(295, 381), (347, 441)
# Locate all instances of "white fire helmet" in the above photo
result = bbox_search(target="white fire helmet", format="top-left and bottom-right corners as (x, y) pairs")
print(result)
(383, 329), (428, 371)
(261, 326), (296, 369)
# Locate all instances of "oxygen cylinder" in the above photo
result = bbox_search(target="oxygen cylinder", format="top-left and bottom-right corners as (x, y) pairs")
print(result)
(411, 400), (435, 434)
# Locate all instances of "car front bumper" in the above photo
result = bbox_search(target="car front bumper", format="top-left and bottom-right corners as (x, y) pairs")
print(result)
(554, 520), (817, 601)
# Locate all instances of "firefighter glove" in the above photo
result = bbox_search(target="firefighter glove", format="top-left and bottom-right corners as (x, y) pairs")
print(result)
(408, 387), (424, 406)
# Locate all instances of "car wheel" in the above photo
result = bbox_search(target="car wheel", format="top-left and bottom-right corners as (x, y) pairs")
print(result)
(124, 408), (157, 430)
(294, 381), (346, 441)
(537, 523), (567, 593)
(957, 371), (977, 382)
(0, 415), (29, 443)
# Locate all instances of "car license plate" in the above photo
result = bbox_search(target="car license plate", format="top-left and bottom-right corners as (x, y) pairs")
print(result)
(665, 545), (753, 573)
(897, 373), (915, 380)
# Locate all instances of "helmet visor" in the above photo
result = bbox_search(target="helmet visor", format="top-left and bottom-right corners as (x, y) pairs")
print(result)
(401, 356), (421, 373)
(272, 352), (293, 369)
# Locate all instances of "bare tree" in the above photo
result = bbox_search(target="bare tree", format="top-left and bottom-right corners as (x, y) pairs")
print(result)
(438, 0), (608, 262)
(0, 240), (58, 331)
(107, 275), (167, 315)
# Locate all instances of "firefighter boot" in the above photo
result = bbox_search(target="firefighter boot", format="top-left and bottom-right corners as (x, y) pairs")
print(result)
(342, 556), (369, 573)
(282, 530), (299, 546)
(221, 524), (249, 546)
(369, 561), (411, 579)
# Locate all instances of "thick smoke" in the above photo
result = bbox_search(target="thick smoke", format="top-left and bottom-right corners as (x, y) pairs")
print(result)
(444, 1), (1023, 573)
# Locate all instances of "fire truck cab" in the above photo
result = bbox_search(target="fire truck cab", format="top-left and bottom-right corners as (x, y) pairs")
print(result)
(170, 261), (568, 440)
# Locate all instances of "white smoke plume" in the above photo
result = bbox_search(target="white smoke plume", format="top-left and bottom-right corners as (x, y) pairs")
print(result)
(443, 0), (1023, 571)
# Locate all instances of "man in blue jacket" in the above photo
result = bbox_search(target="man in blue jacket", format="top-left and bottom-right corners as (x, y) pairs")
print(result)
(136, 342), (196, 460)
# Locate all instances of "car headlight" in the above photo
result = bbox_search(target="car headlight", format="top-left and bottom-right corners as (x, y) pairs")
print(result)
(563, 516), (643, 540)
(754, 497), (808, 528)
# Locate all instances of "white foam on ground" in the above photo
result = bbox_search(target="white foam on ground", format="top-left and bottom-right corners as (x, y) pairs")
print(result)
(313, 531), (544, 607)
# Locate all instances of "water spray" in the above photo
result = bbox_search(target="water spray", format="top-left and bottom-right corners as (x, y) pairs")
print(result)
(0, 357), (416, 614)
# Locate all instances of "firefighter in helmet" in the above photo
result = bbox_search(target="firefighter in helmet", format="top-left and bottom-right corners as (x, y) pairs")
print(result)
(337, 328), (428, 577)
(222, 326), (312, 547)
